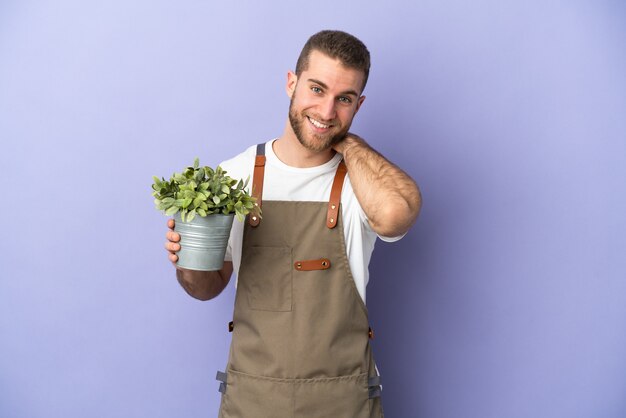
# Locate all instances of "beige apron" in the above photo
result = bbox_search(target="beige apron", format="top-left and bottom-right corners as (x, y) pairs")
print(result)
(217, 143), (384, 418)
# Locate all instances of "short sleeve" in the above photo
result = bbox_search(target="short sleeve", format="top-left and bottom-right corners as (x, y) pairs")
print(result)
(224, 237), (233, 262)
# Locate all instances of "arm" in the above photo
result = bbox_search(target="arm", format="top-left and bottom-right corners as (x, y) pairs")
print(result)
(165, 219), (233, 301)
(175, 263), (233, 301)
(333, 134), (422, 237)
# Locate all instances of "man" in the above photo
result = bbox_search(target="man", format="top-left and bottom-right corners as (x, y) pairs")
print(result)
(164, 30), (421, 418)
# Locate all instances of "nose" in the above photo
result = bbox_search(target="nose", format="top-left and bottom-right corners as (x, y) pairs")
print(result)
(318, 97), (337, 121)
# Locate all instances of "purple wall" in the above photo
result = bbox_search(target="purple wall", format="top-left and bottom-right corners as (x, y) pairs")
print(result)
(1, 1), (625, 417)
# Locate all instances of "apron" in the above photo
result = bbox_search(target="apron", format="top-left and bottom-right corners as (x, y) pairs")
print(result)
(217, 143), (384, 418)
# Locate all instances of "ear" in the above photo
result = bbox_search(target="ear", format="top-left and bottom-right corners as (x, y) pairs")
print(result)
(286, 71), (298, 98)
(354, 95), (366, 114)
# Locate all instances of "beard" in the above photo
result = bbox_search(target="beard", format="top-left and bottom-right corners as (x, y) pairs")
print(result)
(288, 92), (350, 153)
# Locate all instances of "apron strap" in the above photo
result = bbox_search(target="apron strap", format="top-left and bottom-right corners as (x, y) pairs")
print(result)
(326, 160), (347, 229)
(294, 258), (331, 271)
(368, 376), (381, 386)
(216, 371), (228, 394)
(369, 386), (382, 399)
(368, 375), (382, 399)
(249, 143), (348, 230)
(249, 143), (266, 227)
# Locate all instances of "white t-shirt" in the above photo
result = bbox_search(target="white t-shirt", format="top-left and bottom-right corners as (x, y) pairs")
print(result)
(220, 139), (403, 303)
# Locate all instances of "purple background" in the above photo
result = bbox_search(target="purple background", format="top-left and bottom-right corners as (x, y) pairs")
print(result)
(1, 1), (625, 417)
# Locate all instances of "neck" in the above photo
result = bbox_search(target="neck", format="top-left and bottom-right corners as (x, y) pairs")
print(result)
(273, 120), (336, 168)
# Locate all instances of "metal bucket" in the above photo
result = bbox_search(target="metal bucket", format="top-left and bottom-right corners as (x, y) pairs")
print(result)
(173, 213), (235, 271)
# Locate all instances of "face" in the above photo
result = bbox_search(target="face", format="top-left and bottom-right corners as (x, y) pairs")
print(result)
(287, 50), (366, 152)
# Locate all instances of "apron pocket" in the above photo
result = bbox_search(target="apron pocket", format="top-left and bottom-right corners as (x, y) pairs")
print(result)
(240, 246), (292, 312)
(294, 373), (370, 418)
(219, 370), (371, 418)
(219, 369), (293, 418)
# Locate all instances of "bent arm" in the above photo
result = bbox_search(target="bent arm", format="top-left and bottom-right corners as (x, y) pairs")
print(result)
(165, 218), (233, 300)
(175, 262), (233, 301)
(334, 134), (422, 237)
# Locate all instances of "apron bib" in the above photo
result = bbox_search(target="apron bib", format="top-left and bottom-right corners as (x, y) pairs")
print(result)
(217, 144), (383, 418)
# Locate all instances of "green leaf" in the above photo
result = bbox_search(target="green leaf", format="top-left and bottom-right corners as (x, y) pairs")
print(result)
(193, 196), (204, 207)
(165, 206), (179, 216)
(157, 200), (171, 210)
(154, 158), (256, 219)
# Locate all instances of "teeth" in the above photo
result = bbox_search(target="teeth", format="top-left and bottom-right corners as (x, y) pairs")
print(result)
(308, 117), (330, 129)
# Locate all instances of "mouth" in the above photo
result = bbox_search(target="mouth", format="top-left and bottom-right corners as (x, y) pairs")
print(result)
(307, 116), (332, 131)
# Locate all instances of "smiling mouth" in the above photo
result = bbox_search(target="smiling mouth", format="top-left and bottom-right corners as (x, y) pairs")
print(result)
(307, 116), (332, 130)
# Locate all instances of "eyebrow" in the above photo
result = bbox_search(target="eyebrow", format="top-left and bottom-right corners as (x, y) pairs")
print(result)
(307, 78), (360, 97)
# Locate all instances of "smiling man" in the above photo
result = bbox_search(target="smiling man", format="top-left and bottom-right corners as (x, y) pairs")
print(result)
(165, 30), (421, 418)
(287, 48), (364, 154)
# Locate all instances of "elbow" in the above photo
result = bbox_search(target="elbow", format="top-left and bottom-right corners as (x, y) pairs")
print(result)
(371, 191), (422, 237)
(176, 269), (225, 301)
(177, 275), (209, 300)
(180, 282), (222, 301)
(185, 286), (217, 301)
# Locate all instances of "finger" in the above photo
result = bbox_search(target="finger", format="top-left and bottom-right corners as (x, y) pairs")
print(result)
(166, 231), (181, 242)
(168, 253), (178, 263)
(165, 241), (181, 252)
(167, 218), (175, 229)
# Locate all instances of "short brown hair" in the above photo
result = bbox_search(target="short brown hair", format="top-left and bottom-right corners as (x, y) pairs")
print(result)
(295, 30), (370, 91)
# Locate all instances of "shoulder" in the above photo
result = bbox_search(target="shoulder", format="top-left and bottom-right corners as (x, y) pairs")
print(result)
(219, 143), (257, 171)
(218, 142), (265, 182)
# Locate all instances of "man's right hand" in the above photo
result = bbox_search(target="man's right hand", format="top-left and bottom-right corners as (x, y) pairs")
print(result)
(164, 218), (233, 300)
(165, 218), (181, 264)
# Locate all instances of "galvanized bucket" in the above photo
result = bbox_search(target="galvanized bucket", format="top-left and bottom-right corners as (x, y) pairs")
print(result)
(173, 213), (235, 271)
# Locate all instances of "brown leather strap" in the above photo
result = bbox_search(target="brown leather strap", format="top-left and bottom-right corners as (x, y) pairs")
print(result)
(249, 144), (266, 227)
(294, 258), (331, 271)
(327, 161), (347, 229)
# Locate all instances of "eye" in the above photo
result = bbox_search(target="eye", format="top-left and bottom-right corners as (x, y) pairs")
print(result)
(311, 86), (322, 94)
(338, 96), (352, 104)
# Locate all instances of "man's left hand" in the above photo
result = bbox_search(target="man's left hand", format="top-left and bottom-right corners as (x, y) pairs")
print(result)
(332, 133), (362, 155)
